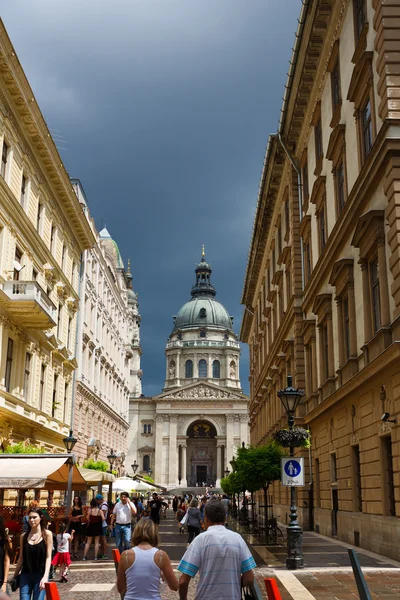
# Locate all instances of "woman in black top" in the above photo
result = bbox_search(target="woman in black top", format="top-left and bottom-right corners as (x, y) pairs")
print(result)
(0, 516), (12, 596)
(12, 509), (52, 600)
(68, 496), (83, 558)
(186, 499), (202, 545)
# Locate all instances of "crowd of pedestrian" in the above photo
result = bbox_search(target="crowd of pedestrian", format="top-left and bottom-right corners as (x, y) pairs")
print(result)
(0, 492), (255, 600)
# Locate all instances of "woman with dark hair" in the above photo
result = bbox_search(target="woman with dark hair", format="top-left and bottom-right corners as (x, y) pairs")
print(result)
(83, 499), (105, 561)
(12, 509), (52, 600)
(68, 496), (83, 558)
(0, 516), (12, 596)
(186, 499), (202, 545)
(117, 518), (177, 600)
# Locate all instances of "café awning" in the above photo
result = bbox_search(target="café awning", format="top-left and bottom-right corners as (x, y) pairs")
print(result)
(0, 454), (87, 490)
(78, 467), (115, 484)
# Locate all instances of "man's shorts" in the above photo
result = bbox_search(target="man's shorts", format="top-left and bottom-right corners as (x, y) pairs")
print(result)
(151, 516), (160, 525)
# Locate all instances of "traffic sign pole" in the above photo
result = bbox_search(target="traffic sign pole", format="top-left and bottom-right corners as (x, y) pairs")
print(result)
(286, 444), (303, 570)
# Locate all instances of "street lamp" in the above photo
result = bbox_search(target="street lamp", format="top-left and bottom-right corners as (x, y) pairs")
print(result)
(277, 375), (304, 570)
(63, 430), (77, 515)
(107, 449), (117, 474)
(131, 461), (139, 475)
(224, 468), (230, 478)
(147, 469), (152, 477)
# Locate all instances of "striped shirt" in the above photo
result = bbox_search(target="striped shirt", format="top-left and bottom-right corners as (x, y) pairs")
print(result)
(177, 525), (256, 600)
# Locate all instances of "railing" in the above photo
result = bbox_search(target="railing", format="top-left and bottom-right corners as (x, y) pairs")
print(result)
(2, 281), (56, 318)
(166, 340), (240, 349)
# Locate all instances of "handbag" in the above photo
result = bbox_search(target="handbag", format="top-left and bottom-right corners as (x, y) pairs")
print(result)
(180, 511), (188, 526)
(11, 574), (21, 592)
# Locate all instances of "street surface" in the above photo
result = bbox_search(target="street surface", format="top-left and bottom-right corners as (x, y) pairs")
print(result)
(8, 510), (400, 599)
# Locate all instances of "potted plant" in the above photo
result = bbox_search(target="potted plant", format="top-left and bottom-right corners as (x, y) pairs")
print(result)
(272, 427), (311, 448)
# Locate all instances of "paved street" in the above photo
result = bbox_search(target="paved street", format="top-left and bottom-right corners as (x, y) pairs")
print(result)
(8, 510), (400, 599)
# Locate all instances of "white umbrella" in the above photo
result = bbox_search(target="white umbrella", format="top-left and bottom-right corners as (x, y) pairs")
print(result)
(102, 477), (156, 493)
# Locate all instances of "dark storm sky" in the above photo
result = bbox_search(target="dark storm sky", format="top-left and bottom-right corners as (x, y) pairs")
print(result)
(2, 1), (299, 396)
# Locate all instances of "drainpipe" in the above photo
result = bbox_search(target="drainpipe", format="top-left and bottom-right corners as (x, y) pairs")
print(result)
(277, 133), (305, 290)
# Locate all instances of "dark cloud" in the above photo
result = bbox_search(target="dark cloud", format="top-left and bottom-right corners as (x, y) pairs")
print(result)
(2, 0), (300, 395)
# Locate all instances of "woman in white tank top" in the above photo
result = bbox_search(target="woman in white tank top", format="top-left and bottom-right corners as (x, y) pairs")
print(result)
(117, 518), (178, 600)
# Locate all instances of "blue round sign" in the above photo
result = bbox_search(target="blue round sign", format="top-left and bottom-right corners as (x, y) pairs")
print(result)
(284, 459), (301, 478)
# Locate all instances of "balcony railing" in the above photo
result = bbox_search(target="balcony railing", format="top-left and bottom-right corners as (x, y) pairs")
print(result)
(1, 280), (57, 329)
(166, 339), (240, 349)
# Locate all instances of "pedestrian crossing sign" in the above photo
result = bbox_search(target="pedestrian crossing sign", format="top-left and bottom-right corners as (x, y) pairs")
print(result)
(281, 457), (304, 486)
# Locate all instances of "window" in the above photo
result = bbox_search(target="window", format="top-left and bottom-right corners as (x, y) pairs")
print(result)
(32, 268), (38, 281)
(315, 118), (323, 163)
(1, 141), (8, 179)
(63, 383), (69, 424)
(199, 329), (206, 338)
(352, 445), (362, 512)
(302, 162), (309, 206)
(330, 453), (337, 483)
(354, 0), (366, 43)
(36, 202), (43, 232)
(5, 338), (13, 392)
(198, 359), (207, 378)
(212, 360), (220, 379)
(20, 174), (27, 208)
(50, 225), (56, 253)
(14, 247), (23, 281)
(24, 352), (32, 401)
(303, 240), (312, 285)
(52, 374), (58, 417)
(285, 197), (290, 238)
(286, 267), (291, 304)
(277, 227), (282, 257)
(61, 244), (67, 270)
(336, 163), (345, 213)
(143, 455), (150, 472)
(381, 436), (395, 516)
(144, 424), (148, 434)
(57, 304), (63, 339)
(39, 364), (46, 410)
(343, 295), (350, 361)
(370, 258), (381, 333)
(322, 323), (329, 380)
(331, 59), (341, 114)
(314, 458), (321, 508)
(361, 98), (372, 158)
(143, 424), (152, 434)
(67, 316), (73, 350)
(185, 360), (193, 378)
(318, 204), (327, 252)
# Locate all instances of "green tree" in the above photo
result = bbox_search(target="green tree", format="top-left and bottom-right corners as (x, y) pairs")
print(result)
(1, 442), (43, 454)
(82, 458), (109, 472)
(142, 475), (154, 483)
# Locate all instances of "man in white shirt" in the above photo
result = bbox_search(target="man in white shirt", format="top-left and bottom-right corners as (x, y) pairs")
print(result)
(110, 492), (137, 554)
(178, 499), (256, 600)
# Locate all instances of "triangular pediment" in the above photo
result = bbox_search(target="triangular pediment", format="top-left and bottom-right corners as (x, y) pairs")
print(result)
(154, 381), (248, 402)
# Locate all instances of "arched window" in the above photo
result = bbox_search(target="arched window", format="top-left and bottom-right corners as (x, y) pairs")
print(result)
(143, 424), (148, 434)
(198, 359), (207, 378)
(212, 360), (220, 379)
(185, 360), (193, 378)
(143, 455), (150, 472)
(199, 329), (206, 338)
(147, 423), (152, 434)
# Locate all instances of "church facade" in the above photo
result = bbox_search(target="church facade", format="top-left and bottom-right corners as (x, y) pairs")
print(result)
(127, 251), (249, 489)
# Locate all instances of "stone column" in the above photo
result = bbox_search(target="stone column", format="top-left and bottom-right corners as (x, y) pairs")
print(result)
(377, 238), (390, 327)
(181, 444), (187, 487)
(169, 416), (178, 486)
(240, 414), (248, 447)
(216, 444), (223, 486)
(155, 415), (164, 484)
(226, 415), (234, 469)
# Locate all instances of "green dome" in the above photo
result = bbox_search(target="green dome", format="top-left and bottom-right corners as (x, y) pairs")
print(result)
(173, 297), (233, 331)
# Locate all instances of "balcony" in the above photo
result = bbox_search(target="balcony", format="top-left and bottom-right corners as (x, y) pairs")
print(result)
(0, 281), (57, 329)
(166, 339), (240, 350)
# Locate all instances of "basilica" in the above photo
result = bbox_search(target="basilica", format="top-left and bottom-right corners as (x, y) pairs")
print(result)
(127, 250), (249, 490)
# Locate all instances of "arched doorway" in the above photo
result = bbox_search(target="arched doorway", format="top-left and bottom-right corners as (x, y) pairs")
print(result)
(186, 420), (217, 486)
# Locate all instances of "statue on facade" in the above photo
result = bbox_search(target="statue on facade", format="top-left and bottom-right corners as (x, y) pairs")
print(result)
(169, 361), (176, 378)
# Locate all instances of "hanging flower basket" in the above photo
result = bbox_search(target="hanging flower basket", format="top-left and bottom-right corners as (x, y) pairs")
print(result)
(272, 427), (311, 448)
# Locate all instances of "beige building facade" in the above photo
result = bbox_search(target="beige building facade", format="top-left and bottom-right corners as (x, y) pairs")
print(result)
(0, 21), (95, 460)
(127, 252), (249, 489)
(241, 0), (400, 560)
(71, 181), (142, 471)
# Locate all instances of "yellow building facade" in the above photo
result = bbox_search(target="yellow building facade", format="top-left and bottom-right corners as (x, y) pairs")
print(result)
(0, 21), (95, 464)
(241, 0), (400, 559)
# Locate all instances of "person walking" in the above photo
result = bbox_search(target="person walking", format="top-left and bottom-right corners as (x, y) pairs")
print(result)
(110, 492), (137, 554)
(221, 494), (230, 527)
(67, 496), (83, 559)
(116, 518), (178, 600)
(83, 499), (105, 561)
(95, 494), (109, 559)
(186, 499), (202, 546)
(176, 500), (186, 534)
(178, 500), (256, 600)
(172, 496), (178, 517)
(148, 494), (167, 529)
(51, 522), (74, 582)
(0, 516), (12, 596)
(12, 508), (53, 600)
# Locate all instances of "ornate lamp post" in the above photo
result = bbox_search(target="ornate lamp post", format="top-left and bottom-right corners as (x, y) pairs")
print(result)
(224, 468), (230, 478)
(63, 430), (77, 514)
(131, 461), (139, 475)
(107, 449), (117, 503)
(277, 375), (304, 570)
